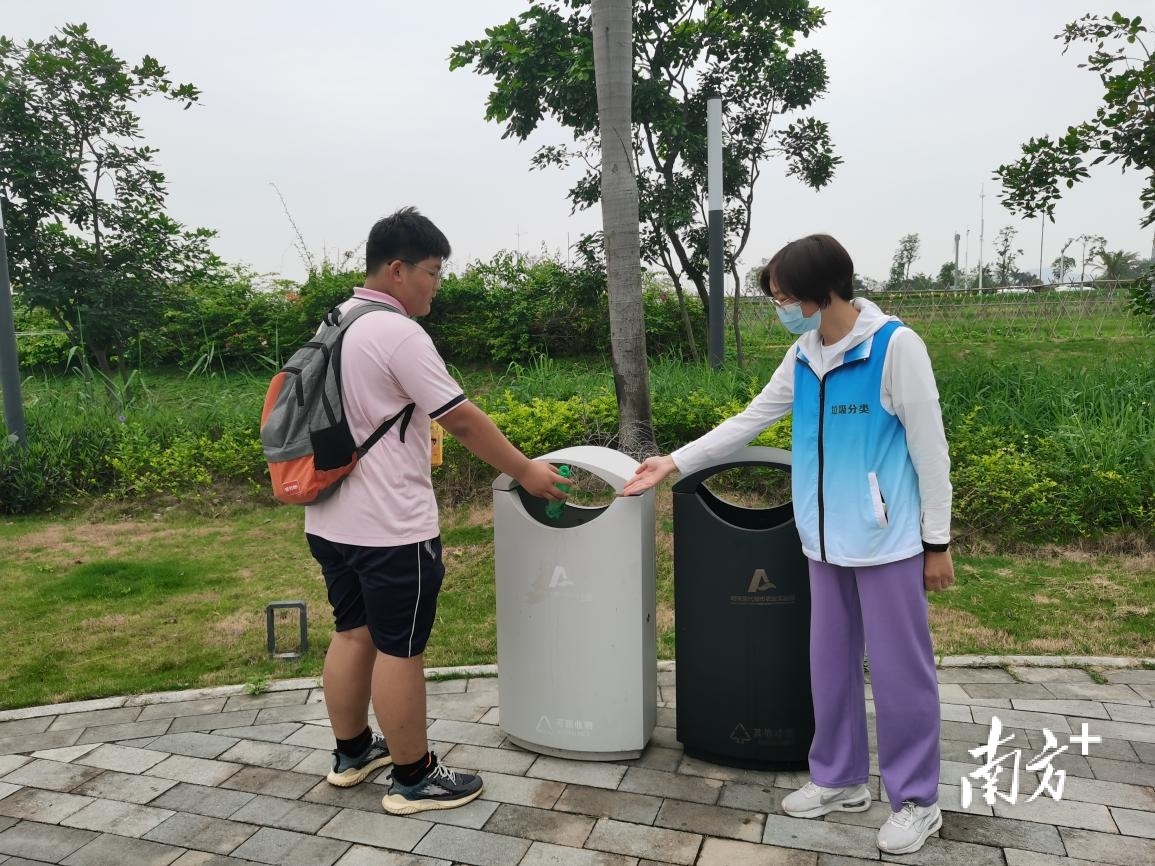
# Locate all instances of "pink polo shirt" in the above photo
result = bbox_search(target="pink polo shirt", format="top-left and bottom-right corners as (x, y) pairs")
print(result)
(303, 288), (467, 547)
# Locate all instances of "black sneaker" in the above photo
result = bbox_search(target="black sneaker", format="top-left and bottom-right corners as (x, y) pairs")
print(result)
(381, 753), (483, 815)
(326, 733), (391, 787)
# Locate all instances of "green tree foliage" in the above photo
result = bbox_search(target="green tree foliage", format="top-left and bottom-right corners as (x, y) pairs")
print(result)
(0, 23), (218, 378)
(449, 0), (840, 331)
(888, 233), (920, 289)
(997, 13), (1154, 228)
(993, 226), (1023, 286)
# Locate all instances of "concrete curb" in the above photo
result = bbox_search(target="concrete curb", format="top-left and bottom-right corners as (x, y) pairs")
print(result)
(2, 654), (1151, 723)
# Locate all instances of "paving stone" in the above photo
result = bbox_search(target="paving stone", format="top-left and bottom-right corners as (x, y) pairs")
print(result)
(1105, 703), (1155, 725)
(0, 731), (83, 757)
(61, 832), (185, 865)
(519, 841), (639, 866)
(47, 708), (143, 733)
(553, 783), (662, 824)
(526, 756), (626, 790)
(991, 794), (1115, 831)
(168, 712), (260, 735)
(1103, 670), (1155, 684)
(0, 788), (94, 824)
(0, 697), (128, 724)
(303, 780), (389, 814)
(1, 794), (92, 826)
(465, 678), (499, 694)
(146, 733), (241, 759)
(482, 802), (594, 846)
(648, 727), (680, 750)
(75, 744), (169, 774)
(478, 707), (500, 725)
(425, 695), (495, 724)
(0, 784), (19, 802)
(718, 781), (789, 814)
(1011, 700), (1111, 719)
(1089, 756), (1155, 787)
(962, 684), (1055, 700)
(424, 679), (467, 695)
(675, 756), (777, 787)
(290, 749), (332, 777)
(400, 797), (498, 830)
(937, 811), (1064, 854)
(474, 771), (565, 809)
(876, 835), (1005, 865)
(218, 740), (314, 771)
(77, 719), (173, 746)
(1135, 741), (1155, 763)
(73, 770), (179, 805)
(820, 800), (894, 830)
(143, 812), (258, 855)
(230, 826), (350, 865)
(0, 758), (31, 778)
(138, 699), (229, 721)
(147, 755), (243, 786)
(253, 703), (331, 725)
(1001, 851), (1103, 866)
(168, 853), (266, 865)
(27, 744), (100, 763)
(0, 821), (98, 861)
(61, 798), (175, 837)
(425, 720), (506, 748)
(968, 706), (1072, 735)
(333, 845), (451, 866)
(220, 766), (319, 799)
(1129, 685), (1155, 700)
(151, 782), (257, 819)
(584, 816), (700, 865)
(281, 725), (335, 751)
(939, 705), (973, 723)
(1068, 717), (1155, 745)
(229, 794), (339, 833)
(1111, 807), (1155, 839)
(440, 744), (535, 775)
(412, 824), (531, 866)
(936, 669), (1015, 684)
(761, 814), (883, 857)
(698, 838), (818, 865)
(619, 767), (722, 805)
(212, 724), (301, 745)
(1060, 826), (1155, 865)
(0, 759), (103, 792)
(223, 692), (310, 713)
(1009, 667), (1095, 684)
(624, 745), (683, 773)
(124, 688), (240, 708)
(1043, 684), (1148, 705)
(1059, 775), (1155, 809)
(0, 720), (51, 740)
(316, 808), (432, 850)
(655, 799), (765, 842)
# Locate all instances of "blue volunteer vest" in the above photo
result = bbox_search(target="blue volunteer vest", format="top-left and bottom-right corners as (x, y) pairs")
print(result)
(790, 320), (923, 566)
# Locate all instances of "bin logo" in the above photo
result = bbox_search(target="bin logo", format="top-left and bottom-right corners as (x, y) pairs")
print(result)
(730, 568), (795, 606)
(549, 566), (575, 589)
(538, 714), (594, 737)
(730, 723), (752, 744)
(748, 569), (776, 592)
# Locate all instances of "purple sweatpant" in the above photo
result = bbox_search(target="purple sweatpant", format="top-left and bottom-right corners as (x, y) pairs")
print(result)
(807, 554), (940, 807)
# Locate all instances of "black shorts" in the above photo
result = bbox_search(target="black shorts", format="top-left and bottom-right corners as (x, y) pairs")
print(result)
(306, 534), (445, 657)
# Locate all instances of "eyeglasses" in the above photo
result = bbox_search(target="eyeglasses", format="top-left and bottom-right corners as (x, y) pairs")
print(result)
(399, 260), (443, 283)
(769, 294), (799, 309)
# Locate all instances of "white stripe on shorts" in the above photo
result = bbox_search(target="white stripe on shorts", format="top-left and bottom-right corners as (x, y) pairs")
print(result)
(409, 542), (422, 657)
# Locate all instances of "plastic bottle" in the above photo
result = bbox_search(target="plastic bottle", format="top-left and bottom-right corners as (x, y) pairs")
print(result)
(544, 464), (572, 520)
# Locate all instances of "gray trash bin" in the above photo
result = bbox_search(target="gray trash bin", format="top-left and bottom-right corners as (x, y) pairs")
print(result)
(672, 446), (813, 769)
(493, 446), (657, 761)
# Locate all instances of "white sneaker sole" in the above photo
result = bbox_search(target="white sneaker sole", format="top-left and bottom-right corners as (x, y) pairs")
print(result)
(381, 785), (484, 815)
(877, 811), (943, 854)
(326, 755), (392, 787)
(784, 790), (872, 819)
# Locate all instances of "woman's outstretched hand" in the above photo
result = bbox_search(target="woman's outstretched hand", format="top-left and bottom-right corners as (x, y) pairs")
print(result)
(622, 455), (678, 496)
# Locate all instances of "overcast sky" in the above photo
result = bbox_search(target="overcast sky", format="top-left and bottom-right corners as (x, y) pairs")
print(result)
(5, 1), (1152, 283)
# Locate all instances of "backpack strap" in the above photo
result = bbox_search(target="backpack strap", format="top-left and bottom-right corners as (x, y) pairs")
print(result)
(358, 402), (416, 457)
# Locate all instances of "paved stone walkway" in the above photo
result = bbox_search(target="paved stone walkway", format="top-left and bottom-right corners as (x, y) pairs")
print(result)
(1, 661), (1154, 865)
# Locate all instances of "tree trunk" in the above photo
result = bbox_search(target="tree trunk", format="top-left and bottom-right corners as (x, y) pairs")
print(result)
(729, 265), (744, 369)
(591, 0), (655, 456)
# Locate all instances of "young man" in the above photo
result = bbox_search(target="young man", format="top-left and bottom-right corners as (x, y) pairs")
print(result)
(304, 207), (566, 815)
(624, 234), (953, 855)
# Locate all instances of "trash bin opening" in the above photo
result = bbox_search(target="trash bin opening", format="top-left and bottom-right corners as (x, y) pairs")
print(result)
(513, 463), (616, 527)
(694, 484), (794, 530)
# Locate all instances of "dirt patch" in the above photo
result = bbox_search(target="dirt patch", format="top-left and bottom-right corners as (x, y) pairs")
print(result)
(929, 607), (1017, 654)
(212, 611), (260, 643)
(1030, 595), (1059, 605)
(657, 603), (675, 634)
(1026, 637), (1076, 654)
(79, 613), (129, 631)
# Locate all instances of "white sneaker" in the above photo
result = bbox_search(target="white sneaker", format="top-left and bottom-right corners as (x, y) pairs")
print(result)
(877, 801), (942, 854)
(782, 781), (872, 818)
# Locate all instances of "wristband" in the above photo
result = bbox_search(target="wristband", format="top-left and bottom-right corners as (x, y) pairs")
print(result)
(922, 540), (950, 553)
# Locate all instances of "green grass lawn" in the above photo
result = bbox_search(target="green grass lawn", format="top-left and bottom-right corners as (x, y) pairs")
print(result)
(3, 495), (1152, 711)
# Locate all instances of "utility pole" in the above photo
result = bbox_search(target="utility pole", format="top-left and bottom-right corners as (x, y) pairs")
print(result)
(706, 96), (724, 369)
(978, 187), (986, 290)
(964, 228), (970, 287)
(1039, 216), (1046, 286)
(0, 200), (27, 447)
(953, 232), (960, 289)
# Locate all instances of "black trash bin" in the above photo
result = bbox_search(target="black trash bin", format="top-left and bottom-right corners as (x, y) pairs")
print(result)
(672, 446), (813, 769)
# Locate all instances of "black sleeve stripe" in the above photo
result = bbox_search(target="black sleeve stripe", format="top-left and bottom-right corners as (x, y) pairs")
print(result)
(429, 394), (467, 420)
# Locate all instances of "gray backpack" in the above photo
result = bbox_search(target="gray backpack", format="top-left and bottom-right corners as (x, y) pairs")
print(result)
(260, 301), (415, 504)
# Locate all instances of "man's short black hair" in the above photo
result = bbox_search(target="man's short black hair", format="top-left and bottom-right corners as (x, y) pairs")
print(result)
(758, 234), (854, 308)
(365, 207), (451, 275)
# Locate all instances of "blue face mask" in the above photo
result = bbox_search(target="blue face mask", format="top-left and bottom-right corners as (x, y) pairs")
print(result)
(775, 302), (821, 334)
